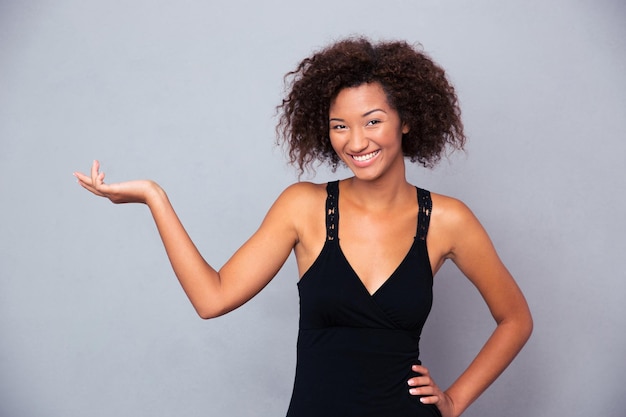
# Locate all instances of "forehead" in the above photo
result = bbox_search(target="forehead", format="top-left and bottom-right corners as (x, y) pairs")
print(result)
(329, 82), (392, 114)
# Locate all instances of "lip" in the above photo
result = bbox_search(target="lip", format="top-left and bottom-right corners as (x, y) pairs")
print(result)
(349, 149), (380, 167)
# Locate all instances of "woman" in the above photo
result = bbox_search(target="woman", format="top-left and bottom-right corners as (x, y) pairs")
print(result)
(74, 37), (532, 417)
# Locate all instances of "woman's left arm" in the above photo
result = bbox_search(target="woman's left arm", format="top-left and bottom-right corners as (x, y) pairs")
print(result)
(409, 197), (533, 417)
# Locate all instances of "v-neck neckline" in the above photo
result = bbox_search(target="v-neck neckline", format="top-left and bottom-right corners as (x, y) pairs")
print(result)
(336, 237), (418, 297)
(332, 181), (419, 297)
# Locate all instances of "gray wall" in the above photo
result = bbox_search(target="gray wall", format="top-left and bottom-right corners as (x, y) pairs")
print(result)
(1, 1), (624, 416)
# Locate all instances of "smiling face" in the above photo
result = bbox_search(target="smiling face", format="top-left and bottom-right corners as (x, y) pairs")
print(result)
(328, 82), (410, 182)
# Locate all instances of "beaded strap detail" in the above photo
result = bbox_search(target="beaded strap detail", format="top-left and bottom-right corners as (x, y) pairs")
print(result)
(326, 181), (339, 241)
(326, 181), (430, 241)
(417, 188), (432, 241)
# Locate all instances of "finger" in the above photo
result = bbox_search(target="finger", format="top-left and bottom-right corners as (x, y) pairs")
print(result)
(73, 171), (89, 183)
(410, 386), (432, 396)
(74, 171), (94, 187)
(408, 364), (432, 387)
(409, 383), (437, 394)
(408, 376), (431, 387)
(74, 171), (107, 197)
(409, 388), (440, 402)
(409, 382), (443, 401)
(90, 160), (97, 180)
(77, 180), (105, 196)
(417, 393), (439, 404)
(411, 364), (430, 375)
(90, 160), (103, 186)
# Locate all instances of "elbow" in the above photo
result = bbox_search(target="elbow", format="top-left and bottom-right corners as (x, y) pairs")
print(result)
(189, 287), (231, 319)
(189, 283), (242, 319)
(496, 306), (534, 344)
(197, 310), (217, 320)
(523, 310), (534, 341)
(195, 302), (231, 320)
(518, 299), (534, 342)
(196, 307), (226, 320)
(510, 308), (534, 344)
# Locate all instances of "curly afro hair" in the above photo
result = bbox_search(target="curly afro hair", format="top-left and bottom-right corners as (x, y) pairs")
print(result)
(276, 37), (466, 175)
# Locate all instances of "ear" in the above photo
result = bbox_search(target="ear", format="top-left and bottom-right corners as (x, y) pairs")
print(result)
(402, 122), (410, 135)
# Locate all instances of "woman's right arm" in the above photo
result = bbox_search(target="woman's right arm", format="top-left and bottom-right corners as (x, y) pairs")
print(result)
(74, 160), (299, 318)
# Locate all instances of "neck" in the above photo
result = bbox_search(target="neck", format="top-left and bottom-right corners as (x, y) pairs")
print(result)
(343, 172), (414, 211)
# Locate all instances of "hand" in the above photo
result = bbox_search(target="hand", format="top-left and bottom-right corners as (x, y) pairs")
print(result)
(408, 364), (457, 417)
(73, 160), (158, 205)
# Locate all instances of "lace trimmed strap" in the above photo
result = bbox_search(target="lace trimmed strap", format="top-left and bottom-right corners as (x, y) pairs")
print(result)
(417, 188), (432, 241)
(325, 181), (339, 241)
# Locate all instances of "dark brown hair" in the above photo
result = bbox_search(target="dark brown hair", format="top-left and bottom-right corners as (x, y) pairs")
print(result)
(276, 37), (466, 174)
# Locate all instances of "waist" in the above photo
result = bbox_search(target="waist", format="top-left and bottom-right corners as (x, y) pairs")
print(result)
(298, 326), (419, 352)
(296, 327), (420, 382)
(288, 327), (426, 416)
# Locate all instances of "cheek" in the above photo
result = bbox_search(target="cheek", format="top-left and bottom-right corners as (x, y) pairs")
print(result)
(394, 127), (407, 145)
(328, 134), (343, 153)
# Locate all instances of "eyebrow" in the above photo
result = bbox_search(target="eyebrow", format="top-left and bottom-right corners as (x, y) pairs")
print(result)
(329, 108), (387, 122)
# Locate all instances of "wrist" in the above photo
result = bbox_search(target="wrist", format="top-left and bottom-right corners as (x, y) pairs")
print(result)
(144, 180), (166, 206)
(442, 390), (463, 417)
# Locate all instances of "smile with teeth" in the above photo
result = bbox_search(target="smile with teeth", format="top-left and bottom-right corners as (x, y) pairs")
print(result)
(351, 150), (380, 162)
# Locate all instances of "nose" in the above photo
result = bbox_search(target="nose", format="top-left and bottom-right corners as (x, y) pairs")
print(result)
(348, 127), (368, 153)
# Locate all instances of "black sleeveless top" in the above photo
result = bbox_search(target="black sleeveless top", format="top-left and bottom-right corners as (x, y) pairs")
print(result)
(286, 181), (441, 417)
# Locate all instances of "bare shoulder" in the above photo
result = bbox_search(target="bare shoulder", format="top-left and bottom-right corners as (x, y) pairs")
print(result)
(272, 181), (327, 216)
(429, 192), (478, 229)
(268, 182), (327, 263)
(269, 181), (326, 234)
(427, 192), (488, 264)
(278, 181), (327, 202)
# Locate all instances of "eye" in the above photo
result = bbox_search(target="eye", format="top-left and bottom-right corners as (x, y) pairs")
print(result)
(331, 124), (347, 130)
(366, 119), (381, 126)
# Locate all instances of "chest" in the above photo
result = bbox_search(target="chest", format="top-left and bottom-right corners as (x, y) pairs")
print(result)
(297, 237), (434, 331)
(338, 208), (418, 294)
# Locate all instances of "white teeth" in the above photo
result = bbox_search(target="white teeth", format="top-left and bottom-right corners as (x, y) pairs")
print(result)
(352, 150), (380, 162)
